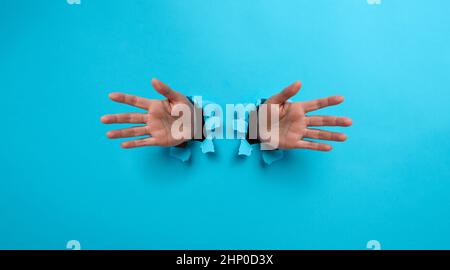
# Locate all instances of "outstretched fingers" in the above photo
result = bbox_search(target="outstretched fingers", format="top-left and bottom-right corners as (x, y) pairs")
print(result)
(151, 78), (186, 102)
(121, 137), (158, 148)
(101, 113), (148, 124)
(266, 81), (302, 104)
(106, 126), (150, 139)
(302, 96), (344, 113)
(306, 116), (352, 127)
(294, 140), (332, 151)
(109, 92), (152, 110)
(303, 129), (347, 142)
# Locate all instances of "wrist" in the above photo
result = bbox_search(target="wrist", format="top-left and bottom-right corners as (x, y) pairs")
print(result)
(187, 96), (205, 142)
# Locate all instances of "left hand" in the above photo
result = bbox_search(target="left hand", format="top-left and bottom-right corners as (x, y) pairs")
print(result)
(101, 78), (194, 148)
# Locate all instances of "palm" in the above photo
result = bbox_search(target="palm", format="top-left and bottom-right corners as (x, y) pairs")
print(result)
(265, 81), (352, 151)
(276, 102), (307, 149)
(101, 79), (192, 148)
(146, 100), (192, 146)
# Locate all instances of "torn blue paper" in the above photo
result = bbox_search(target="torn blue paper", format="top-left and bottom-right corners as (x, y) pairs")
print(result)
(238, 140), (252, 156)
(169, 146), (191, 162)
(189, 96), (218, 157)
(201, 139), (215, 154)
(262, 149), (284, 165)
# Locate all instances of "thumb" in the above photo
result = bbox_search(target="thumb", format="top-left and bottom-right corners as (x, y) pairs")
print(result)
(151, 78), (185, 102)
(266, 81), (302, 104)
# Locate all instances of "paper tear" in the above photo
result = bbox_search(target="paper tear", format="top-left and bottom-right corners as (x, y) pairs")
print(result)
(169, 146), (191, 162)
(238, 140), (252, 156)
(262, 149), (284, 165)
(201, 139), (215, 154)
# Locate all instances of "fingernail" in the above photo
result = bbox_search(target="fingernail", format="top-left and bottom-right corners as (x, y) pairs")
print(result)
(109, 93), (119, 100)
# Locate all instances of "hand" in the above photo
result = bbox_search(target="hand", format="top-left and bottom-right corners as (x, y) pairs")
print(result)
(263, 81), (352, 151)
(101, 79), (193, 148)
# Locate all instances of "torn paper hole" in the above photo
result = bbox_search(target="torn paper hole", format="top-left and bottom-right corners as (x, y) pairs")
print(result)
(262, 149), (284, 165)
(238, 140), (252, 156)
(201, 139), (215, 154)
(169, 146), (191, 162)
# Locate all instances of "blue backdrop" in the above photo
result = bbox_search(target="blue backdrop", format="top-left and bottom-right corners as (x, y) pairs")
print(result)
(1, 0), (450, 249)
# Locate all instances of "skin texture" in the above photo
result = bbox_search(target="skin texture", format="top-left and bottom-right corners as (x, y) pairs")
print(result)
(264, 81), (352, 151)
(101, 78), (193, 148)
(101, 79), (352, 151)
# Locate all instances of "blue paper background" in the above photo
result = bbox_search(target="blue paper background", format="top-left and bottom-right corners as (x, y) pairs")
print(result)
(1, 0), (450, 249)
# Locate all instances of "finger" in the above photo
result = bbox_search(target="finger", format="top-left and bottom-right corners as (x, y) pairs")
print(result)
(109, 92), (151, 110)
(303, 96), (344, 113)
(295, 140), (332, 151)
(306, 116), (352, 127)
(106, 126), (150, 139)
(303, 129), (347, 142)
(266, 81), (302, 104)
(121, 137), (158, 148)
(101, 113), (148, 124)
(151, 78), (185, 102)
